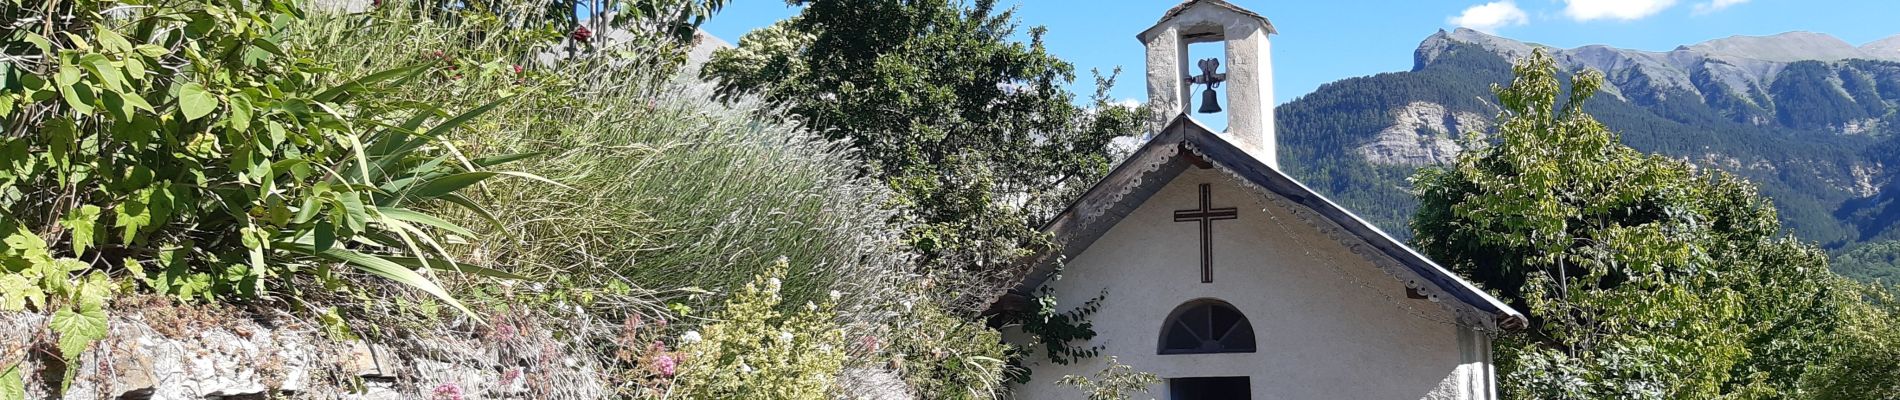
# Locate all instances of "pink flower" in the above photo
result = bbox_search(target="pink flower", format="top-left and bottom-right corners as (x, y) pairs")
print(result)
(432, 383), (464, 400)
(500, 368), (521, 385)
(860, 335), (881, 353)
(492, 323), (517, 341)
(652, 354), (677, 377)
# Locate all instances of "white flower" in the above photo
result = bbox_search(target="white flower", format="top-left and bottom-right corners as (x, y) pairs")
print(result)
(901, 300), (913, 313)
(778, 331), (794, 342)
(740, 363), (754, 374)
(828, 290), (842, 301)
(766, 277), (782, 289)
(681, 331), (702, 344)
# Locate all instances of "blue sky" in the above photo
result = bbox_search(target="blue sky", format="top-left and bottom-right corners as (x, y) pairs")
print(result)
(702, 0), (1900, 107)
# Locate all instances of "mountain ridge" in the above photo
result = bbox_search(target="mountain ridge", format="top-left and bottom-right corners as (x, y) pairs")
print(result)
(1280, 28), (1900, 283)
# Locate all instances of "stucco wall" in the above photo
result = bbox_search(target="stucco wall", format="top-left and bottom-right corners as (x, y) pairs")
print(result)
(1007, 168), (1495, 400)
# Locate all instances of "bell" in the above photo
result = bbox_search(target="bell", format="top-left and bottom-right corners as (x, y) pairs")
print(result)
(1197, 87), (1222, 114)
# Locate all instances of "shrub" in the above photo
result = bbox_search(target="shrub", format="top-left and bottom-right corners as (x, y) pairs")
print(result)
(295, 4), (913, 312)
(1057, 356), (1160, 400)
(1, 1), (528, 389)
(881, 295), (1011, 399)
(673, 260), (847, 399)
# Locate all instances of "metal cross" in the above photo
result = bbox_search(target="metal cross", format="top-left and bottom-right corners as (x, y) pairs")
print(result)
(1187, 58), (1226, 89)
(1174, 183), (1238, 283)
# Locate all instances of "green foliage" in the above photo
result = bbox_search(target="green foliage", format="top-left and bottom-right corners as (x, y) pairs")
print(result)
(703, 0), (1147, 307)
(0, 3), (544, 388)
(1832, 240), (1900, 287)
(400, 0), (726, 42)
(1411, 49), (1860, 398)
(1010, 287), (1104, 367)
(1800, 288), (1900, 400)
(0, 363), (20, 400)
(1057, 356), (1160, 400)
(883, 298), (1011, 400)
(674, 260), (847, 399)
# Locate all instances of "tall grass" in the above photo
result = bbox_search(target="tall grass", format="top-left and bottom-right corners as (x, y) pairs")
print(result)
(293, 6), (914, 314)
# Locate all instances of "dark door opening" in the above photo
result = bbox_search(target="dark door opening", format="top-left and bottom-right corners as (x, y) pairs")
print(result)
(1168, 376), (1250, 400)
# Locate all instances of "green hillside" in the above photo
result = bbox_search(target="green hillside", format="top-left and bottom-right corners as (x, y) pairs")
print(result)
(1277, 33), (1900, 283)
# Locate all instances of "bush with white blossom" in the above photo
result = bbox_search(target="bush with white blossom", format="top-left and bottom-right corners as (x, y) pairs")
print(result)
(674, 260), (847, 399)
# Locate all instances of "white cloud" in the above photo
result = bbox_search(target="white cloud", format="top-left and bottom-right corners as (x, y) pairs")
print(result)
(1562, 0), (1678, 22)
(1447, 1), (1530, 33)
(1692, 0), (1748, 14)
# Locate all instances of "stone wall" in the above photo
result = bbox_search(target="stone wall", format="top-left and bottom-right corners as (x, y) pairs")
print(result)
(0, 308), (606, 399)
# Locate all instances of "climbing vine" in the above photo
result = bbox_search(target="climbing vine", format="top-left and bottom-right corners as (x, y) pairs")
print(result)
(999, 283), (1107, 383)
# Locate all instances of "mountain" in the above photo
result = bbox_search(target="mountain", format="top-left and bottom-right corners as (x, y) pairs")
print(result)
(1277, 29), (1900, 283)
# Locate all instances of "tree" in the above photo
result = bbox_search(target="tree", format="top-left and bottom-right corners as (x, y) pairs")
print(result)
(701, 0), (1145, 308)
(1410, 49), (1864, 399)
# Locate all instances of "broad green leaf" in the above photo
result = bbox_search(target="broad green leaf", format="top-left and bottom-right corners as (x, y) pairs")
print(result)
(118, 90), (154, 112)
(336, 194), (369, 232)
(56, 68), (96, 115)
(94, 25), (133, 54)
(75, 271), (111, 311)
(177, 82), (217, 121)
(0, 362), (22, 400)
(59, 205), (101, 255)
(102, 91), (136, 121)
(20, 32), (52, 54)
(134, 44), (168, 58)
(122, 57), (145, 84)
(79, 53), (124, 92)
(0, 275), (43, 311)
(50, 305), (108, 361)
(114, 189), (153, 244)
(313, 221), (335, 252)
(276, 242), (478, 321)
(227, 93), (253, 131)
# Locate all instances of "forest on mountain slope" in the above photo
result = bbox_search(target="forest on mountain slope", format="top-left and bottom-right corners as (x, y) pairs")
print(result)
(1278, 36), (1900, 285)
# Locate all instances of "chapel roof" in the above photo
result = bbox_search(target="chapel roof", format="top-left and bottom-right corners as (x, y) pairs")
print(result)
(1140, 0), (1278, 41)
(988, 114), (1527, 331)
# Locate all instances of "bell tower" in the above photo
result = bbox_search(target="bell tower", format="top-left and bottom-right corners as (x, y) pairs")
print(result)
(1140, 0), (1277, 167)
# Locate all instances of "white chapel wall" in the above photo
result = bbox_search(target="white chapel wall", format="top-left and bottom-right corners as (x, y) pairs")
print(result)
(1006, 168), (1495, 400)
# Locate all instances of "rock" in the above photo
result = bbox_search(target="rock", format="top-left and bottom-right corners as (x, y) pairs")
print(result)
(1355, 102), (1489, 166)
(836, 368), (915, 400)
(0, 309), (606, 399)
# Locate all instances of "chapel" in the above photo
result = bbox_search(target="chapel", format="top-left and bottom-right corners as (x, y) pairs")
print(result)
(990, 1), (1527, 399)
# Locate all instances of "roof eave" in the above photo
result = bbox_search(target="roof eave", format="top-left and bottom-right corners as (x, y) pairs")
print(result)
(1136, 0), (1278, 43)
(987, 115), (1526, 329)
